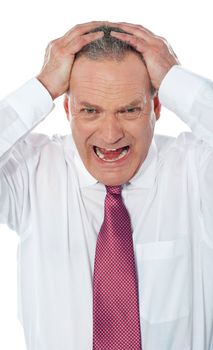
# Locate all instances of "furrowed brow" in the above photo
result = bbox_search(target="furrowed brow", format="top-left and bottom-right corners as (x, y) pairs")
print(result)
(78, 98), (145, 109)
(79, 101), (102, 109)
(120, 99), (145, 109)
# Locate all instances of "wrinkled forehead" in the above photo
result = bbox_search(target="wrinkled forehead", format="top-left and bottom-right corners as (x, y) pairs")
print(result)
(69, 53), (152, 104)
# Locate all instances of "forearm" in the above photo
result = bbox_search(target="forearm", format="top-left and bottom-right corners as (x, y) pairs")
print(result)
(158, 65), (213, 148)
(0, 78), (53, 164)
(0, 78), (53, 230)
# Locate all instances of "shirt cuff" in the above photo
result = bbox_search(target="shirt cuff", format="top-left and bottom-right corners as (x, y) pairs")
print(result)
(158, 65), (208, 122)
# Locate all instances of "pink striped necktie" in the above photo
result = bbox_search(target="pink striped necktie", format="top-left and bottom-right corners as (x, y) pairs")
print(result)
(93, 185), (142, 349)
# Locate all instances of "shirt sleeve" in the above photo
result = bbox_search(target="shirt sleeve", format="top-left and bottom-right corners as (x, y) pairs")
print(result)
(0, 78), (54, 234)
(159, 65), (213, 246)
(158, 65), (213, 148)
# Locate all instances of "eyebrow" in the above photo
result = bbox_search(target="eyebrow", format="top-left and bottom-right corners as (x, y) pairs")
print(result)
(78, 98), (144, 109)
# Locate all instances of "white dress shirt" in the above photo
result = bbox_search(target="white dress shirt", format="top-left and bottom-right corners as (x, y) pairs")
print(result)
(0, 65), (213, 350)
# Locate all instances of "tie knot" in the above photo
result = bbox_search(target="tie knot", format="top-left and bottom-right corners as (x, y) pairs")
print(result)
(106, 185), (122, 195)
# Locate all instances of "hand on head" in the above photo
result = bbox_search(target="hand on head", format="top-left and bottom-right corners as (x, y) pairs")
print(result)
(36, 21), (106, 100)
(36, 21), (180, 100)
(110, 22), (180, 90)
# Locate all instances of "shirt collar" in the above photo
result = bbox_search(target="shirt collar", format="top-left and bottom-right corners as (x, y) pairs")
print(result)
(63, 134), (158, 189)
(129, 139), (158, 189)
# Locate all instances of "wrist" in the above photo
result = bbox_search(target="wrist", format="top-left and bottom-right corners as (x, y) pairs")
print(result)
(36, 74), (57, 100)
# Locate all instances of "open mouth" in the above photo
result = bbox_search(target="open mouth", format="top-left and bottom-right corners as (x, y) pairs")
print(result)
(93, 145), (130, 162)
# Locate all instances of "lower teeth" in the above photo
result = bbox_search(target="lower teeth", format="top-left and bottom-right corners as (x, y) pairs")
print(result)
(95, 147), (128, 161)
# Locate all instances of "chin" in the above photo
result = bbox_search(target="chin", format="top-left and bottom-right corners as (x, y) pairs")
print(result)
(95, 175), (130, 186)
(101, 180), (124, 186)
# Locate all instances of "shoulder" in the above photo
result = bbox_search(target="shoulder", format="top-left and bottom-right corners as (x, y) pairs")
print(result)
(154, 132), (211, 167)
(12, 133), (75, 168)
(154, 131), (209, 153)
(19, 132), (73, 153)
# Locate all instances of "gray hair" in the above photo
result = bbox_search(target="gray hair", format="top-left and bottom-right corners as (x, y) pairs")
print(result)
(75, 25), (156, 96)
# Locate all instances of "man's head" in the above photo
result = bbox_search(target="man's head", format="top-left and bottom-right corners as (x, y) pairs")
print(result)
(64, 25), (161, 186)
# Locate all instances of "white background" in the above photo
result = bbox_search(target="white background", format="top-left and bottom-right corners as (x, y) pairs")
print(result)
(0, 0), (212, 348)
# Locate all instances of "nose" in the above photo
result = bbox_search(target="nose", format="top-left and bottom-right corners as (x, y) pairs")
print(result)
(98, 114), (125, 145)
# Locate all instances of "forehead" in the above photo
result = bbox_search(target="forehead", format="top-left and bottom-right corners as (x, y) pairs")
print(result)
(69, 53), (151, 103)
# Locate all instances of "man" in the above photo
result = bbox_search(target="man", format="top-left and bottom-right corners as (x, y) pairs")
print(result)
(0, 20), (213, 350)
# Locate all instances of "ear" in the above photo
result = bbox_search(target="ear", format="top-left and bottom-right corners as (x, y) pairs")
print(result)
(63, 94), (70, 121)
(153, 95), (161, 120)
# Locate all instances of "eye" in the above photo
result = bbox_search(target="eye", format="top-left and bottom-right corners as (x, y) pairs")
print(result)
(82, 108), (97, 114)
(119, 107), (141, 114)
(119, 107), (140, 113)
(117, 107), (142, 120)
(126, 107), (140, 113)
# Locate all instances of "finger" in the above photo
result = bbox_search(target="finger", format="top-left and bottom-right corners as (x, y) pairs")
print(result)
(111, 22), (154, 41)
(110, 31), (147, 54)
(64, 21), (138, 41)
(64, 21), (102, 36)
(117, 22), (154, 35)
(64, 21), (111, 38)
(65, 31), (104, 55)
(47, 31), (104, 55)
(52, 21), (117, 49)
